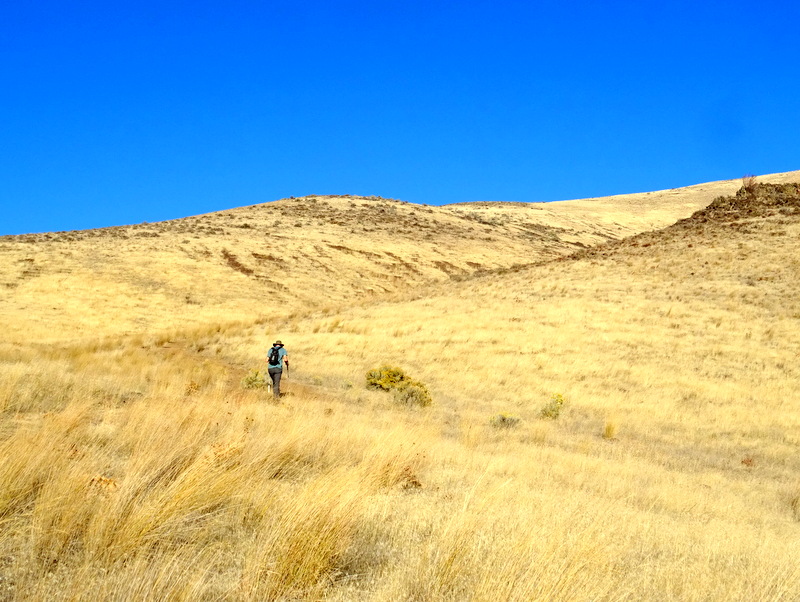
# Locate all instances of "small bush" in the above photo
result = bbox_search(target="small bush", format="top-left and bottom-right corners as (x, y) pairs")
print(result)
(241, 369), (269, 390)
(366, 365), (432, 407)
(366, 365), (410, 391)
(540, 393), (566, 419)
(490, 413), (520, 429)
(392, 381), (432, 407)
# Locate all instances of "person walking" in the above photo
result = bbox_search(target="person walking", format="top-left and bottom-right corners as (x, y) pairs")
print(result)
(266, 340), (288, 399)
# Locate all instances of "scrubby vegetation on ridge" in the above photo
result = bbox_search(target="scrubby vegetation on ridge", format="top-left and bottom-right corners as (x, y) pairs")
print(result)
(692, 181), (800, 220)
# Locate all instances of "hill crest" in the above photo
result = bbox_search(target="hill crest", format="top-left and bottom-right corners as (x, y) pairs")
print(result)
(1, 171), (798, 343)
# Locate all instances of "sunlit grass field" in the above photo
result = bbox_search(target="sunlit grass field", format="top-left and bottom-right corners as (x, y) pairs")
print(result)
(1, 180), (799, 600)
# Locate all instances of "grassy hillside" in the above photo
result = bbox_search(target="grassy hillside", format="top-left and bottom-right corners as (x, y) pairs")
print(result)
(0, 194), (587, 344)
(3, 171), (797, 344)
(1, 174), (799, 600)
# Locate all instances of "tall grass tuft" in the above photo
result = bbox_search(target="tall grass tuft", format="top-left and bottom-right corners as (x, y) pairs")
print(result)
(242, 471), (363, 599)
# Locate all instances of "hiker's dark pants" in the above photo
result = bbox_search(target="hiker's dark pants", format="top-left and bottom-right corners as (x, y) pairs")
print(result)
(268, 368), (282, 398)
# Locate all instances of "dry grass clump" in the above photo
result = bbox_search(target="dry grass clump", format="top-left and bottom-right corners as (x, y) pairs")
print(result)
(602, 418), (618, 440)
(790, 486), (800, 522)
(241, 471), (363, 599)
(489, 413), (520, 429)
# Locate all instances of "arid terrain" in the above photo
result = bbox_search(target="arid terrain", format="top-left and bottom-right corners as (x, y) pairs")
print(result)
(4, 171), (798, 344)
(1, 171), (799, 600)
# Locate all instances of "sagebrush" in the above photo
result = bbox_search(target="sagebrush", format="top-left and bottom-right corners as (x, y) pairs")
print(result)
(366, 365), (432, 407)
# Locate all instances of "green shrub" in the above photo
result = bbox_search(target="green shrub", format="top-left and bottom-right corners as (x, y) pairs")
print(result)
(366, 365), (432, 407)
(540, 393), (566, 419)
(490, 413), (520, 429)
(241, 369), (269, 390)
(366, 365), (410, 391)
(392, 381), (432, 407)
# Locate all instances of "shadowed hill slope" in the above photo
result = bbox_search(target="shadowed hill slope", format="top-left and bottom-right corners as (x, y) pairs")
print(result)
(564, 182), (800, 321)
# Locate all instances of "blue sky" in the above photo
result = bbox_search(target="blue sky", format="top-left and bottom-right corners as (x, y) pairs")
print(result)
(2, 1), (798, 235)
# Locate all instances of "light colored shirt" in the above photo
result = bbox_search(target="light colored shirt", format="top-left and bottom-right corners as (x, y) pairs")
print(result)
(267, 346), (287, 370)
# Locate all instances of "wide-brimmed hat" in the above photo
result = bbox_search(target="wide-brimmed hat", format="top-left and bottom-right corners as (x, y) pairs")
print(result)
(274, 340), (283, 345)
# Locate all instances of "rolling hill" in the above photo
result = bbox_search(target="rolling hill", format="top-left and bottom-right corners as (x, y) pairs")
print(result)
(1, 170), (798, 344)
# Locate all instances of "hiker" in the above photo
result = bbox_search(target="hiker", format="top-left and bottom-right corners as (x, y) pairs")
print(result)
(266, 340), (288, 399)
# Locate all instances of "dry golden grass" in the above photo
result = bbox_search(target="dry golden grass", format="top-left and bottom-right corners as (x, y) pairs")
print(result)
(2, 171), (796, 345)
(1, 175), (800, 600)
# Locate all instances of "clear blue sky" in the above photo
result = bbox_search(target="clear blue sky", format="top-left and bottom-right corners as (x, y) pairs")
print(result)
(2, 1), (798, 235)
